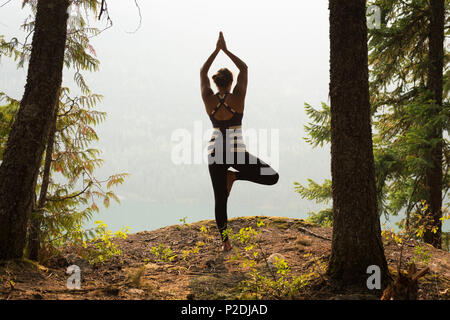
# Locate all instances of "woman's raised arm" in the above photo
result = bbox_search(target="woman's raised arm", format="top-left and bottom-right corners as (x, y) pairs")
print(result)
(200, 48), (220, 76)
(219, 32), (247, 71)
(223, 48), (248, 72)
(200, 34), (223, 100)
(219, 33), (248, 97)
(200, 48), (219, 100)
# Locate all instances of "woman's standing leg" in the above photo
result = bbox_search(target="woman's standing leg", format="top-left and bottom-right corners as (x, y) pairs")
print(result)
(208, 162), (230, 243)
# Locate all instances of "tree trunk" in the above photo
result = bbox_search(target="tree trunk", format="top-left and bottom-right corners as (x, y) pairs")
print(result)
(423, 0), (444, 249)
(27, 104), (58, 261)
(327, 0), (389, 288)
(0, 0), (69, 260)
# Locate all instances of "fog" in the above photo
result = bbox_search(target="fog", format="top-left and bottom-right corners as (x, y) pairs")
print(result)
(1, 1), (338, 231)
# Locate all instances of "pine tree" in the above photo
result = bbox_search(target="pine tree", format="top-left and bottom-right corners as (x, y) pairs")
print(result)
(296, 1), (450, 251)
(0, 0), (127, 261)
(327, 0), (389, 288)
(368, 0), (449, 248)
(0, 0), (70, 260)
(423, 0), (445, 248)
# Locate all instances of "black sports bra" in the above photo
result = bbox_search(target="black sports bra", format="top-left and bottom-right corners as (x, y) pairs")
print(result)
(208, 92), (243, 129)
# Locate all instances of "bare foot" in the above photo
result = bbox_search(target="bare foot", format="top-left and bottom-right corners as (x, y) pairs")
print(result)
(226, 170), (236, 197)
(222, 239), (233, 252)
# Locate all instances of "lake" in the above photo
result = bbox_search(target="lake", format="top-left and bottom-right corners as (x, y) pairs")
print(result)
(84, 198), (449, 234)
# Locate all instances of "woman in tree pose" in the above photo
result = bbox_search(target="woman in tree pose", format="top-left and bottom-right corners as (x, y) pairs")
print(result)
(200, 32), (279, 251)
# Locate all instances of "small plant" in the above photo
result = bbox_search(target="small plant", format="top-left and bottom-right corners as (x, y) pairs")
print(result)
(224, 219), (318, 299)
(181, 241), (205, 261)
(199, 225), (215, 244)
(150, 244), (177, 263)
(380, 200), (443, 275)
(180, 224), (214, 261)
(412, 244), (432, 265)
(238, 255), (317, 300)
(179, 216), (189, 227)
(381, 228), (404, 245)
(82, 220), (130, 265)
(199, 225), (208, 235)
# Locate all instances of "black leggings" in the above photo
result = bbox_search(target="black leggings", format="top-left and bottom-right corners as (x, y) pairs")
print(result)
(208, 151), (279, 242)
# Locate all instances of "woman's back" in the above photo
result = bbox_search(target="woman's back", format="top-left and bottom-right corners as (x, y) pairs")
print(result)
(207, 92), (243, 129)
(205, 92), (244, 121)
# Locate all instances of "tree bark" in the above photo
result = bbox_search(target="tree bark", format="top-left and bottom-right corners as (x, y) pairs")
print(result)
(27, 104), (58, 261)
(0, 0), (69, 260)
(327, 0), (389, 288)
(423, 0), (444, 249)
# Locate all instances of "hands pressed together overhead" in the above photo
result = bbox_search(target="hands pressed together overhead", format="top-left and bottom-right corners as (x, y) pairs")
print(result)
(216, 31), (227, 52)
(201, 31), (247, 77)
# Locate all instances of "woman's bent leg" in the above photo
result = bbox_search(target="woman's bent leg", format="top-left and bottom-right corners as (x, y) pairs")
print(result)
(232, 152), (279, 185)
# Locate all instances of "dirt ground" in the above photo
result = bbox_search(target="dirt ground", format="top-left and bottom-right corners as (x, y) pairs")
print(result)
(0, 216), (449, 300)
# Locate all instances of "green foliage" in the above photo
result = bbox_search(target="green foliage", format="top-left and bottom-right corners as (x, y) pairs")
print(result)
(178, 216), (190, 228)
(150, 244), (177, 263)
(38, 86), (129, 254)
(305, 209), (333, 227)
(81, 220), (130, 265)
(295, 102), (333, 226)
(0, 1), (129, 261)
(224, 222), (321, 299)
(294, 179), (332, 204)
(392, 198), (450, 251)
(372, 90), (450, 218)
(294, 178), (332, 227)
(412, 244), (432, 265)
(303, 102), (331, 148)
(0, 100), (19, 160)
(181, 241), (205, 261)
(181, 224), (214, 260)
(238, 259), (315, 300)
(367, 0), (449, 234)
(381, 199), (444, 267)
(296, 1), (450, 242)
(232, 226), (259, 245)
(367, 0), (434, 96)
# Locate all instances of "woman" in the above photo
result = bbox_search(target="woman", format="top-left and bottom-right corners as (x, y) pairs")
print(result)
(200, 32), (279, 252)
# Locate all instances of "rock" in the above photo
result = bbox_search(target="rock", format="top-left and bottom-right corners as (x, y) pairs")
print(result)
(145, 263), (162, 271)
(128, 288), (144, 295)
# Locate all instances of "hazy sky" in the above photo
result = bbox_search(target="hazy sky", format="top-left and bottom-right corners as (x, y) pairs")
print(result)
(1, 1), (334, 230)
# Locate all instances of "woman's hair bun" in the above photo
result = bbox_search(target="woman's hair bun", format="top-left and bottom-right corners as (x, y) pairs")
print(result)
(212, 68), (233, 88)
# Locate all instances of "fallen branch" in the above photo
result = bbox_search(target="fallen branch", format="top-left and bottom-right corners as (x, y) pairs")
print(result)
(297, 227), (331, 241)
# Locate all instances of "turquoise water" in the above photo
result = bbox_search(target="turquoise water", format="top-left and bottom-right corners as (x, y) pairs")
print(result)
(83, 199), (449, 234)
(84, 199), (310, 233)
